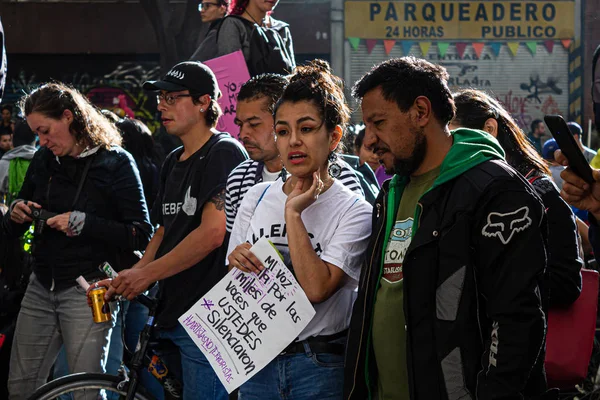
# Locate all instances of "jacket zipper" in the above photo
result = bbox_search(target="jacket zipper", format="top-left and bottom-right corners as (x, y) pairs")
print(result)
(402, 201), (424, 397)
(348, 191), (387, 399)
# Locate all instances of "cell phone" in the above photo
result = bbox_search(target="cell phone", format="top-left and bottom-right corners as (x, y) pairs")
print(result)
(544, 115), (595, 184)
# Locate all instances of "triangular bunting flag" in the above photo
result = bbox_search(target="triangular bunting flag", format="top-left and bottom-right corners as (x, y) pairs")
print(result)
(544, 40), (555, 54)
(437, 42), (450, 58)
(526, 42), (537, 55)
(419, 42), (431, 56)
(455, 43), (468, 59)
(366, 39), (377, 54)
(348, 37), (360, 50)
(507, 42), (520, 56)
(472, 43), (485, 58)
(402, 41), (414, 56)
(383, 40), (396, 55)
(490, 43), (502, 57)
(561, 39), (572, 49)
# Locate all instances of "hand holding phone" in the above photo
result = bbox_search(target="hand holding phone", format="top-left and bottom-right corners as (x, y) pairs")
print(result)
(544, 115), (594, 183)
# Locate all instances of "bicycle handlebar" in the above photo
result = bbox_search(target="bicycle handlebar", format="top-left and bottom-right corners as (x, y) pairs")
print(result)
(135, 293), (158, 311)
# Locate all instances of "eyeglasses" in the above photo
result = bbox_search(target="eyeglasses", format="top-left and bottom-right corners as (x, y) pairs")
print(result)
(198, 2), (220, 11)
(156, 93), (195, 106)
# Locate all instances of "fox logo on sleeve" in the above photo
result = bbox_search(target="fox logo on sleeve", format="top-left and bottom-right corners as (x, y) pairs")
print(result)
(481, 206), (532, 245)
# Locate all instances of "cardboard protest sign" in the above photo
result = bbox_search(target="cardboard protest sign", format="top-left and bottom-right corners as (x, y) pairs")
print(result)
(178, 237), (316, 393)
(204, 50), (250, 140)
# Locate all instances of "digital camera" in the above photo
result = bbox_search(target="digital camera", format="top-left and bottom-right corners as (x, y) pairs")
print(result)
(31, 208), (57, 235)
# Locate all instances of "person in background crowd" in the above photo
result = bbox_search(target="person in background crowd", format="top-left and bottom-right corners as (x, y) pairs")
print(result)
(117, 119), (161, 207)
(527, 118), (545, 154)
(0, 131), (12, 158)
(226, 71), (367, 235)
(567, 121), (597, 164)
(214, 0), (295, 76)
(557, 149), (600, 259)
(349, 126), (380, 193)
(200, 0), (228, 23)
(354, 126), (379, 173)
(542, 138), (566, 190)
(190, 0), (229, 61)
(452, 89), (582, 308)
(5, 82), (153, 400)
(361, 125), (394, 187)
(1, 104), (14, 135)
(0, 120), (36, 202)
(96, 61), (248, 400)
(338, 145), (379, 204)
(228, 60), (372, 400)
(345, 57), (549, 399)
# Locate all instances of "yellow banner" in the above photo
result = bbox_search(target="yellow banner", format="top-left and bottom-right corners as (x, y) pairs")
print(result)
(345, 1), (575, 40)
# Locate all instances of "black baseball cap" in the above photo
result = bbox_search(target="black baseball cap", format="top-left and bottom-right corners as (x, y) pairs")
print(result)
(143, 61), (221, 99)
(567, 121), (583, 137)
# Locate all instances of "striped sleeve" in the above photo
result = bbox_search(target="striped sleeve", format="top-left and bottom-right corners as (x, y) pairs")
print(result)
(225, 159), (260, 232)
(338, 161), (365, 198)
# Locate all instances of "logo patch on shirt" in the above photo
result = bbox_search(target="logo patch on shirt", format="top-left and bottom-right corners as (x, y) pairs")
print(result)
(383, 218), (413, 283)
(481, 206), (532, 245)
(182, 186), (197, 216)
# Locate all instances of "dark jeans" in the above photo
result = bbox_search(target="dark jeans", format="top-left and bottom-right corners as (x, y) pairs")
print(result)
(156, 323), (228, 400)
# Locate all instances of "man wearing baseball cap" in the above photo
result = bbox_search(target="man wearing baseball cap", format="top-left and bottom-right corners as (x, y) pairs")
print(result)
(542, 138), (565, 190)
(567, 121), (597, 164)
(102, 61), (248, 399)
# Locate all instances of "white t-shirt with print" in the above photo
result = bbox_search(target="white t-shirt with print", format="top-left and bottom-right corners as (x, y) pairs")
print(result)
(228, 179), (372, 340)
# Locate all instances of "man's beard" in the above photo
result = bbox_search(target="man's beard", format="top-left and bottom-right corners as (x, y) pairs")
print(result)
(393, 127), (427, 176)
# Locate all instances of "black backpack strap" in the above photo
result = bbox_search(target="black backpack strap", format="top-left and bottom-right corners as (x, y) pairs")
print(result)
(215, 15), (253, 44)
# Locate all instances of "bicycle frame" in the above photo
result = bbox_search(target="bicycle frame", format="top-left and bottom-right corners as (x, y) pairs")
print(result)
(119, 293), (182, 400)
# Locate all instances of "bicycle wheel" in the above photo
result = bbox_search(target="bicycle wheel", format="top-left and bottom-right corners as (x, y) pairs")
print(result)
(27, 373), (155, 400)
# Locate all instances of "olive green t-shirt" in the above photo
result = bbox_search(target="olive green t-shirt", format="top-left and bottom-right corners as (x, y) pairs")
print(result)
(372, 166), (440, 400)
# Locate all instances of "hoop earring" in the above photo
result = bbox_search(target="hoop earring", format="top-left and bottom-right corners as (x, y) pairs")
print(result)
(327, 152), (342, 178)
(279, 167), (287, 182)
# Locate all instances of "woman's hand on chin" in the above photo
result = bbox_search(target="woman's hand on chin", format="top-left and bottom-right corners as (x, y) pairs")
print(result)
(285, 170), (324, 216)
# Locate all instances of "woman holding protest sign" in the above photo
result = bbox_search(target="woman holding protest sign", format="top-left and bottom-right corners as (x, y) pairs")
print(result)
(227, 60), (372, 399)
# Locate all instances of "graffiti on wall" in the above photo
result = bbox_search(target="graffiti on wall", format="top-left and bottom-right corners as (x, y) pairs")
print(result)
(432, 45), (568, 130)
(5, 61), (161, 131)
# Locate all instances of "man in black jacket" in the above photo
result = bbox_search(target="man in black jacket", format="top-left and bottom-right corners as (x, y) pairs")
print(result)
(344, 57), (549, 399)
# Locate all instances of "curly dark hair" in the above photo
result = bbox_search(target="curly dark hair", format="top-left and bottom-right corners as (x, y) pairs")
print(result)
(20, 82), (122, 149)
(274, 60), (350, 138)
(453, 89), (550, 176)
(352, 56), (456, 125)
(238, 73), (288, 113)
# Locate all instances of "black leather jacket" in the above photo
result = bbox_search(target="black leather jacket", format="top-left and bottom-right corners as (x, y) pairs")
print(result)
(344, 159), (549, 400)
(3, 146), (153, 291)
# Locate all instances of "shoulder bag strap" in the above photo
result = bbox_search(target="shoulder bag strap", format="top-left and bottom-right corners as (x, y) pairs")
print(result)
(71, 155), (94, 210)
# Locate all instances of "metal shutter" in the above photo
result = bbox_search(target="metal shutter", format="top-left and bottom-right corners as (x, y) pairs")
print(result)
(347, 42), (569, 131)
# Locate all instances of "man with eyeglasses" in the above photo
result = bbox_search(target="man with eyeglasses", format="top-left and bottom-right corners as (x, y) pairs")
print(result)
(191, 0), (229, 61)
(101, 61), (247, 400)
(199, 0), (227, 23)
